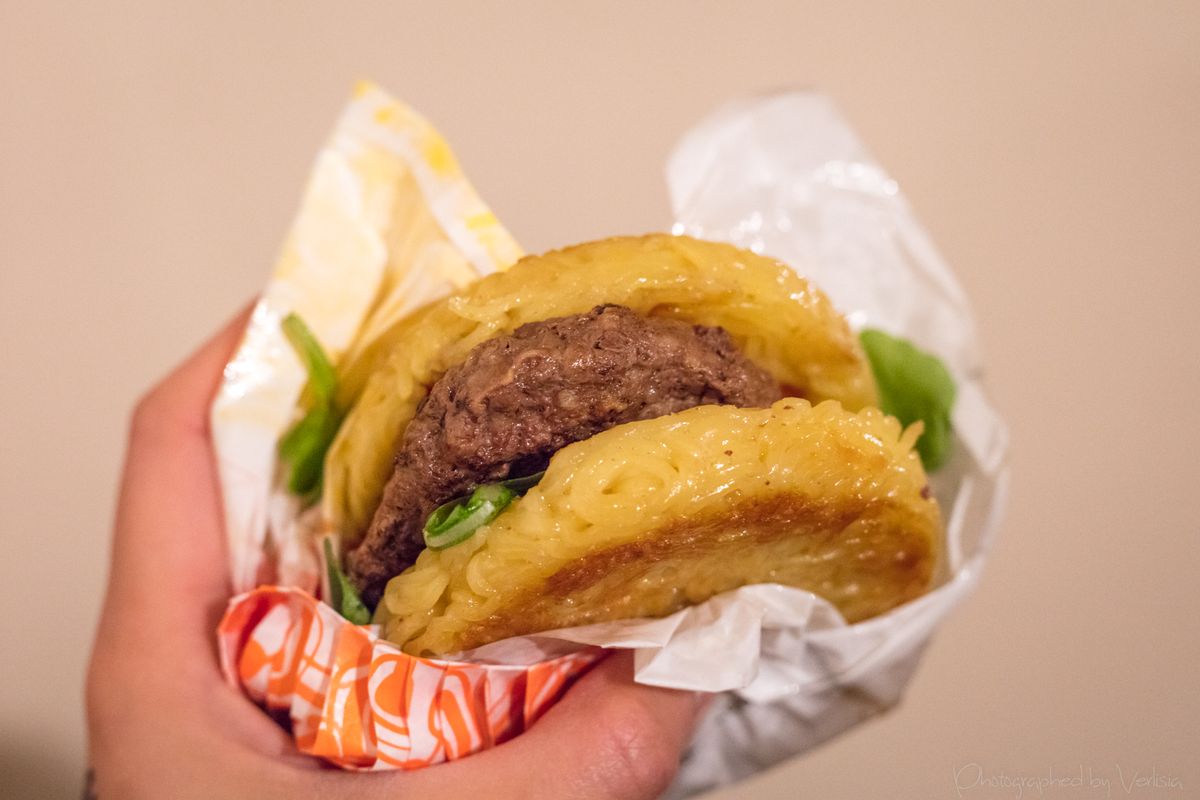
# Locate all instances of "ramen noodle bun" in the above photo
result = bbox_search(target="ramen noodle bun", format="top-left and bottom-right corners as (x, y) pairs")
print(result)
(378, 399), (940, 657)
(327, 234), (880, 545)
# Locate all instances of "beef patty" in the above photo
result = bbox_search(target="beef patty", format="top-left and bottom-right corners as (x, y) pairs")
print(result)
(346, 304), (781, 605)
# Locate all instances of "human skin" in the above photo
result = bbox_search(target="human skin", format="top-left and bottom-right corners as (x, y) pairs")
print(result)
(86, 304), (708, 800)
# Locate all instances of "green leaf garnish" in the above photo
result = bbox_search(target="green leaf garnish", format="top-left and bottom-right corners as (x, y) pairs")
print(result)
(497, 470), (546, 493)
(859, 329), (956, 471)
(278, 313), (343, 499)
(281, 313), (337, 404)
(423, 472), (545, 550)
(323, 538), (371, 624)
(280, 405), (343, 496)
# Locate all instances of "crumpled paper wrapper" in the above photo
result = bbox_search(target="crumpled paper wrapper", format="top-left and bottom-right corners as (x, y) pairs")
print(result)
(211, 84), (1008, 796)
(217, 586), (600, 768)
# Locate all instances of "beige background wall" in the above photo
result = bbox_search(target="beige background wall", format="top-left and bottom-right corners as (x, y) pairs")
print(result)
(3, 2), (1198, 797)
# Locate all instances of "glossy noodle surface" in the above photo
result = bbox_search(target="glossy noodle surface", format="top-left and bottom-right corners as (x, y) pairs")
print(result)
(378, 400), (940, 656)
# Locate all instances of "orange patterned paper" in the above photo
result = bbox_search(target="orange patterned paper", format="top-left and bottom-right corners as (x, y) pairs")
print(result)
(218, 587), (601, 770)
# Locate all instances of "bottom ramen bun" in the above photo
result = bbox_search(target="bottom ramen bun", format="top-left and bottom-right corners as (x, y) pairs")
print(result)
(378, 400), (940, 657)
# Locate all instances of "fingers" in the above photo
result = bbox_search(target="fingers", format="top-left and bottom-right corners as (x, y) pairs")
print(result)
(325, 651), (707, 800)
(127, 303), (255, 443)
(106, 302), (255, 648)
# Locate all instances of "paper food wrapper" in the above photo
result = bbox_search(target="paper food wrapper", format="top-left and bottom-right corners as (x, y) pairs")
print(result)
(212, 83), (1008, 796)
(217, 586), (601, 768)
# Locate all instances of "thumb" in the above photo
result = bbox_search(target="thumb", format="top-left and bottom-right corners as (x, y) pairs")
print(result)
(333, 650), (709, 800)
(505, 650), (709, 799)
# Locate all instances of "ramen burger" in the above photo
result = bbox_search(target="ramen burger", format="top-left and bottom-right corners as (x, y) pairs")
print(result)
(296, 234), (941, 657)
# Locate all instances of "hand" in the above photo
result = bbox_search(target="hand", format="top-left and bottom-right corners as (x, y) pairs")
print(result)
(87, 305), (708, 800)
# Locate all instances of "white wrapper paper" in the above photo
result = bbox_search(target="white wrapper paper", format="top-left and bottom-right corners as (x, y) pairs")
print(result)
(211, 85), (1008, 797)
(660, 91), (1008, 797)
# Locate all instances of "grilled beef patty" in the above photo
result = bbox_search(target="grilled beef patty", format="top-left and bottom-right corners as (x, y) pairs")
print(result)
(347, 304), (781, 605)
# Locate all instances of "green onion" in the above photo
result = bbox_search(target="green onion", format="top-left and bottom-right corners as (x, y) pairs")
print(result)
(859, 329), (957, 471)
(278, 313), (343, 499)
(497, 470), (546, 493)
(323, 538), (371, 624)
(279, 404), (343, 496)
(423, 471), (545, 550)
(282, 313), (337, 404)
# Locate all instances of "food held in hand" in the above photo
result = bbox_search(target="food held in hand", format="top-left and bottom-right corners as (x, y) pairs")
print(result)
(281, 233), (946, 656)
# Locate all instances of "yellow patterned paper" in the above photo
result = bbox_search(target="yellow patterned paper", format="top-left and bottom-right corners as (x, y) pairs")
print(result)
(211, 82), (522, 593)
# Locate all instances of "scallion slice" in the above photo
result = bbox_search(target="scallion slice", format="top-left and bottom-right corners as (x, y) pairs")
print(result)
(282, 312), (337, 404)
(422, 472), (545, 550)
(323, 538), (371, 624)
(278, 313), (343, 498)
(498, 470), (546, 493)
